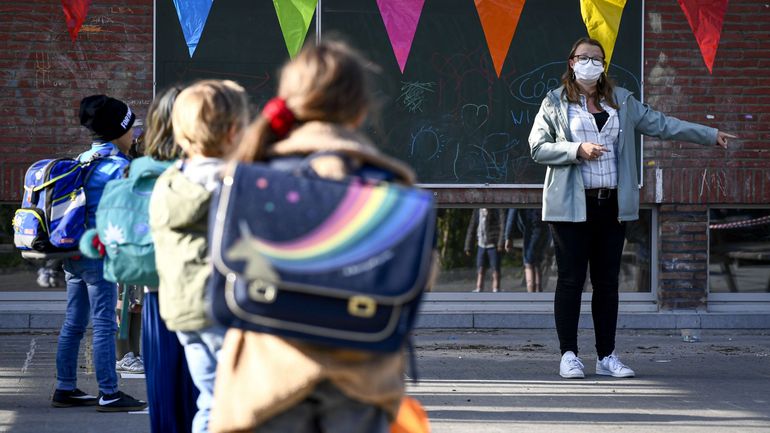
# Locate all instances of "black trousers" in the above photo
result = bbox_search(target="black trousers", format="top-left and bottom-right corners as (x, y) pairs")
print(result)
(549, 195), (626, 359)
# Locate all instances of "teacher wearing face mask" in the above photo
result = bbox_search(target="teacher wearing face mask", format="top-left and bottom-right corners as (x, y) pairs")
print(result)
(529, 37), (734, 380)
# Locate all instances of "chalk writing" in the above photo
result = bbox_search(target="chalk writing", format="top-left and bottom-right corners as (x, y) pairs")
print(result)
(89, 16), (115, 25)
(34, 52), (52, 88)
(398, 81), (435, 113)
(510, 109), (532, 126)
(699, 168), (728, 198)
(509, 62), (563, 106)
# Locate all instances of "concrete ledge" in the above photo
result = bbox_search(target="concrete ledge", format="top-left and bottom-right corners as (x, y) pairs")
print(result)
(29, 312), (66, 329)
(2, 311), (770, 331)
(0, 313), (30, 329)
(415, 312), (770, 330)
(415, 313), (473, 328)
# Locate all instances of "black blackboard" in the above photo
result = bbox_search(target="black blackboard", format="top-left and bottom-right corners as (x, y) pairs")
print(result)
(156, 0), (642, 186)
(155, 1), (311, 106)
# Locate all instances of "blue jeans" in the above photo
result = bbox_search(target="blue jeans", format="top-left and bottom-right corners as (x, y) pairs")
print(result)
(56, 257), (119, 394)
(177, 325), (226, 433)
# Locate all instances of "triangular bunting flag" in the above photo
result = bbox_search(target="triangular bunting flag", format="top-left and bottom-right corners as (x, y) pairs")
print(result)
(376, 0), (426, 73)
(274, 0), (318, 58)
(474, 0), (526, 78)
(172, 0), (214, 57)
(61, 0), (92, 41)
(678, 0), (729, 74)
(580, 0), (627, 69)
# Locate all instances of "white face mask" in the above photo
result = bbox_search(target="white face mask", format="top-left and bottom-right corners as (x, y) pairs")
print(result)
(573, 62), (604, 85)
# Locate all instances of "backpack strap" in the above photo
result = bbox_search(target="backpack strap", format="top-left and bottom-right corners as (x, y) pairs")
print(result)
(81, 145), (125, 186)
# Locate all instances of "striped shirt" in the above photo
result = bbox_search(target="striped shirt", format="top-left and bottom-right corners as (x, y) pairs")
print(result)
(568, 94), (620, 189)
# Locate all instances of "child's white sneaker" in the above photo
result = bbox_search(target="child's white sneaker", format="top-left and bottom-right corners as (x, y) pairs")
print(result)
(596, 351), (635, 378)
(559, 351), (585, 379)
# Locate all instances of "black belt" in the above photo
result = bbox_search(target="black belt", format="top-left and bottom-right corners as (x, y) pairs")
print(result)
(585, 188), (616, 199)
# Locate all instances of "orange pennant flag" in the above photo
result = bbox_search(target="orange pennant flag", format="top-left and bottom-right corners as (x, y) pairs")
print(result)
(678, 0), (729, 74)
(474, 0), (526, 78)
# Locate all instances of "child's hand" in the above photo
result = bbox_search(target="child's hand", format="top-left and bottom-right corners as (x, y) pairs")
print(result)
(91, 234), (106, 257)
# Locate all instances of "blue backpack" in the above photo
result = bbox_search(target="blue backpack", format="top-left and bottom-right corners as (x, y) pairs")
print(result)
(12, 154), (111, 259)
(80, 157), (171, 286)
(207, 159), (436, 353)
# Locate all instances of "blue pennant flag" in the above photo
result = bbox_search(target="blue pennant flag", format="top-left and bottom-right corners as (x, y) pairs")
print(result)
(173, 0), (214, 57)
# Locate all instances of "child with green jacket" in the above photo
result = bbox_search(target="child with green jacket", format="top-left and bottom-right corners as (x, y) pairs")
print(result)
(149, 80), (250, 433)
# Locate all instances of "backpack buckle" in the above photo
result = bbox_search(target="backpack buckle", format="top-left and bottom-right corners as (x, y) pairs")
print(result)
(348, 296), (377, 318)
(248, 281), (277, 303)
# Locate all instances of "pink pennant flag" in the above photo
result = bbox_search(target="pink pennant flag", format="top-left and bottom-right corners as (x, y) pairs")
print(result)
(61, 0), (92, 41)
(678, 0), (729, 74)
(377, 0), (426, 73)
(475, 0), (527, 78)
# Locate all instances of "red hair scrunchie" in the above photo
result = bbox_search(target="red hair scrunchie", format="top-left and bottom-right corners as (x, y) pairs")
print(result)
(262, 97), (295, 138)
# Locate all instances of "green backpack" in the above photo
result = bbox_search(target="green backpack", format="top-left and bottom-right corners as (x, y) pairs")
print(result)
(80, 157), (172, 286)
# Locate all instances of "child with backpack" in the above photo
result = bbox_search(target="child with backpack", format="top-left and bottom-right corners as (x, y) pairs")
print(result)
(149, 80), (250, 433)
(209, 41), (426, 433)
(137, 85), (199, 433)
(51, 95), (147, 412)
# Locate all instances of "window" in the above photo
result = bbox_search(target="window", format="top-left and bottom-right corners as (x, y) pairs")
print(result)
(432, 207), (652, 293)
(709, 208), (770, 293)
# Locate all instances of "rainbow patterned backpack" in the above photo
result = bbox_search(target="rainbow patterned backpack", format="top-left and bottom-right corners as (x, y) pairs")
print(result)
(207, 159), (436, 352)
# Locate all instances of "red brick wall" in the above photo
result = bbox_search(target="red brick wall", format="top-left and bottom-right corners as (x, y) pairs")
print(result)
(644, 0), (770, 309)
(643, 0), (770, 205)
(0, 0), (153, 203)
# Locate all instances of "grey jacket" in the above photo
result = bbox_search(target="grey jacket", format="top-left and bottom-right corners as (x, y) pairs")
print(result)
(529, 86), (718, 222)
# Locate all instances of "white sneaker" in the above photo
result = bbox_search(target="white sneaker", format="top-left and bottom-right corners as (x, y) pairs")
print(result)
(116, 352), (136, 372)
(559, 351), (585, 379)
(122, 355), (144, 374)
(596, 352), (635, 378)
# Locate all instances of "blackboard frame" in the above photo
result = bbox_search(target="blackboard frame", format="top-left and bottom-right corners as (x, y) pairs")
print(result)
(153, 0), (645, 188)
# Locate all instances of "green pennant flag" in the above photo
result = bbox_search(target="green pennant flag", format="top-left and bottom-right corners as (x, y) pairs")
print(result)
(274, 0), (317, 58)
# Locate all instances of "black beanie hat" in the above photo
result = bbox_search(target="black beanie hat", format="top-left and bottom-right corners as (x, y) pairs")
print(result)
(79, 95), (136, 142)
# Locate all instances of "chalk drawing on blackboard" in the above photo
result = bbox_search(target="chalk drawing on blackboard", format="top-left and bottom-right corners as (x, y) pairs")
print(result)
(398, 81), (435, 113)
(410, 125), (445, 161)
(461, 104), (489, 132)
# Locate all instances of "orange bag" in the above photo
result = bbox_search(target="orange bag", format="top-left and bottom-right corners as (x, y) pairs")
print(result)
(390, 396), (430, 433)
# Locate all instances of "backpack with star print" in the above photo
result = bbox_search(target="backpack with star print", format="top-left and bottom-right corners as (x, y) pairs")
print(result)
(80, 157), (172, 286)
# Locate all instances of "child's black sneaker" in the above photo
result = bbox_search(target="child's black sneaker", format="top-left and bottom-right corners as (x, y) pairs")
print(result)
(51, 388), (98, 407)
(96, 391), (147, 412)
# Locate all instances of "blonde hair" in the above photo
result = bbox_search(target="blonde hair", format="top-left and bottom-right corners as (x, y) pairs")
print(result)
(172, 79), (250, 158)
(234, 41), (373, 162)
(561, 37), (618, 110)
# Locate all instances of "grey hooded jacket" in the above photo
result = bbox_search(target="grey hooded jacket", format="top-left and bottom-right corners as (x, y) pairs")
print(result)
(529, 86), (717, 222)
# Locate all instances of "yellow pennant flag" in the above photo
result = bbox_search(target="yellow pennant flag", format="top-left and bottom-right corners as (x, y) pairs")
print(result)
(580, 0), (627, 69)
